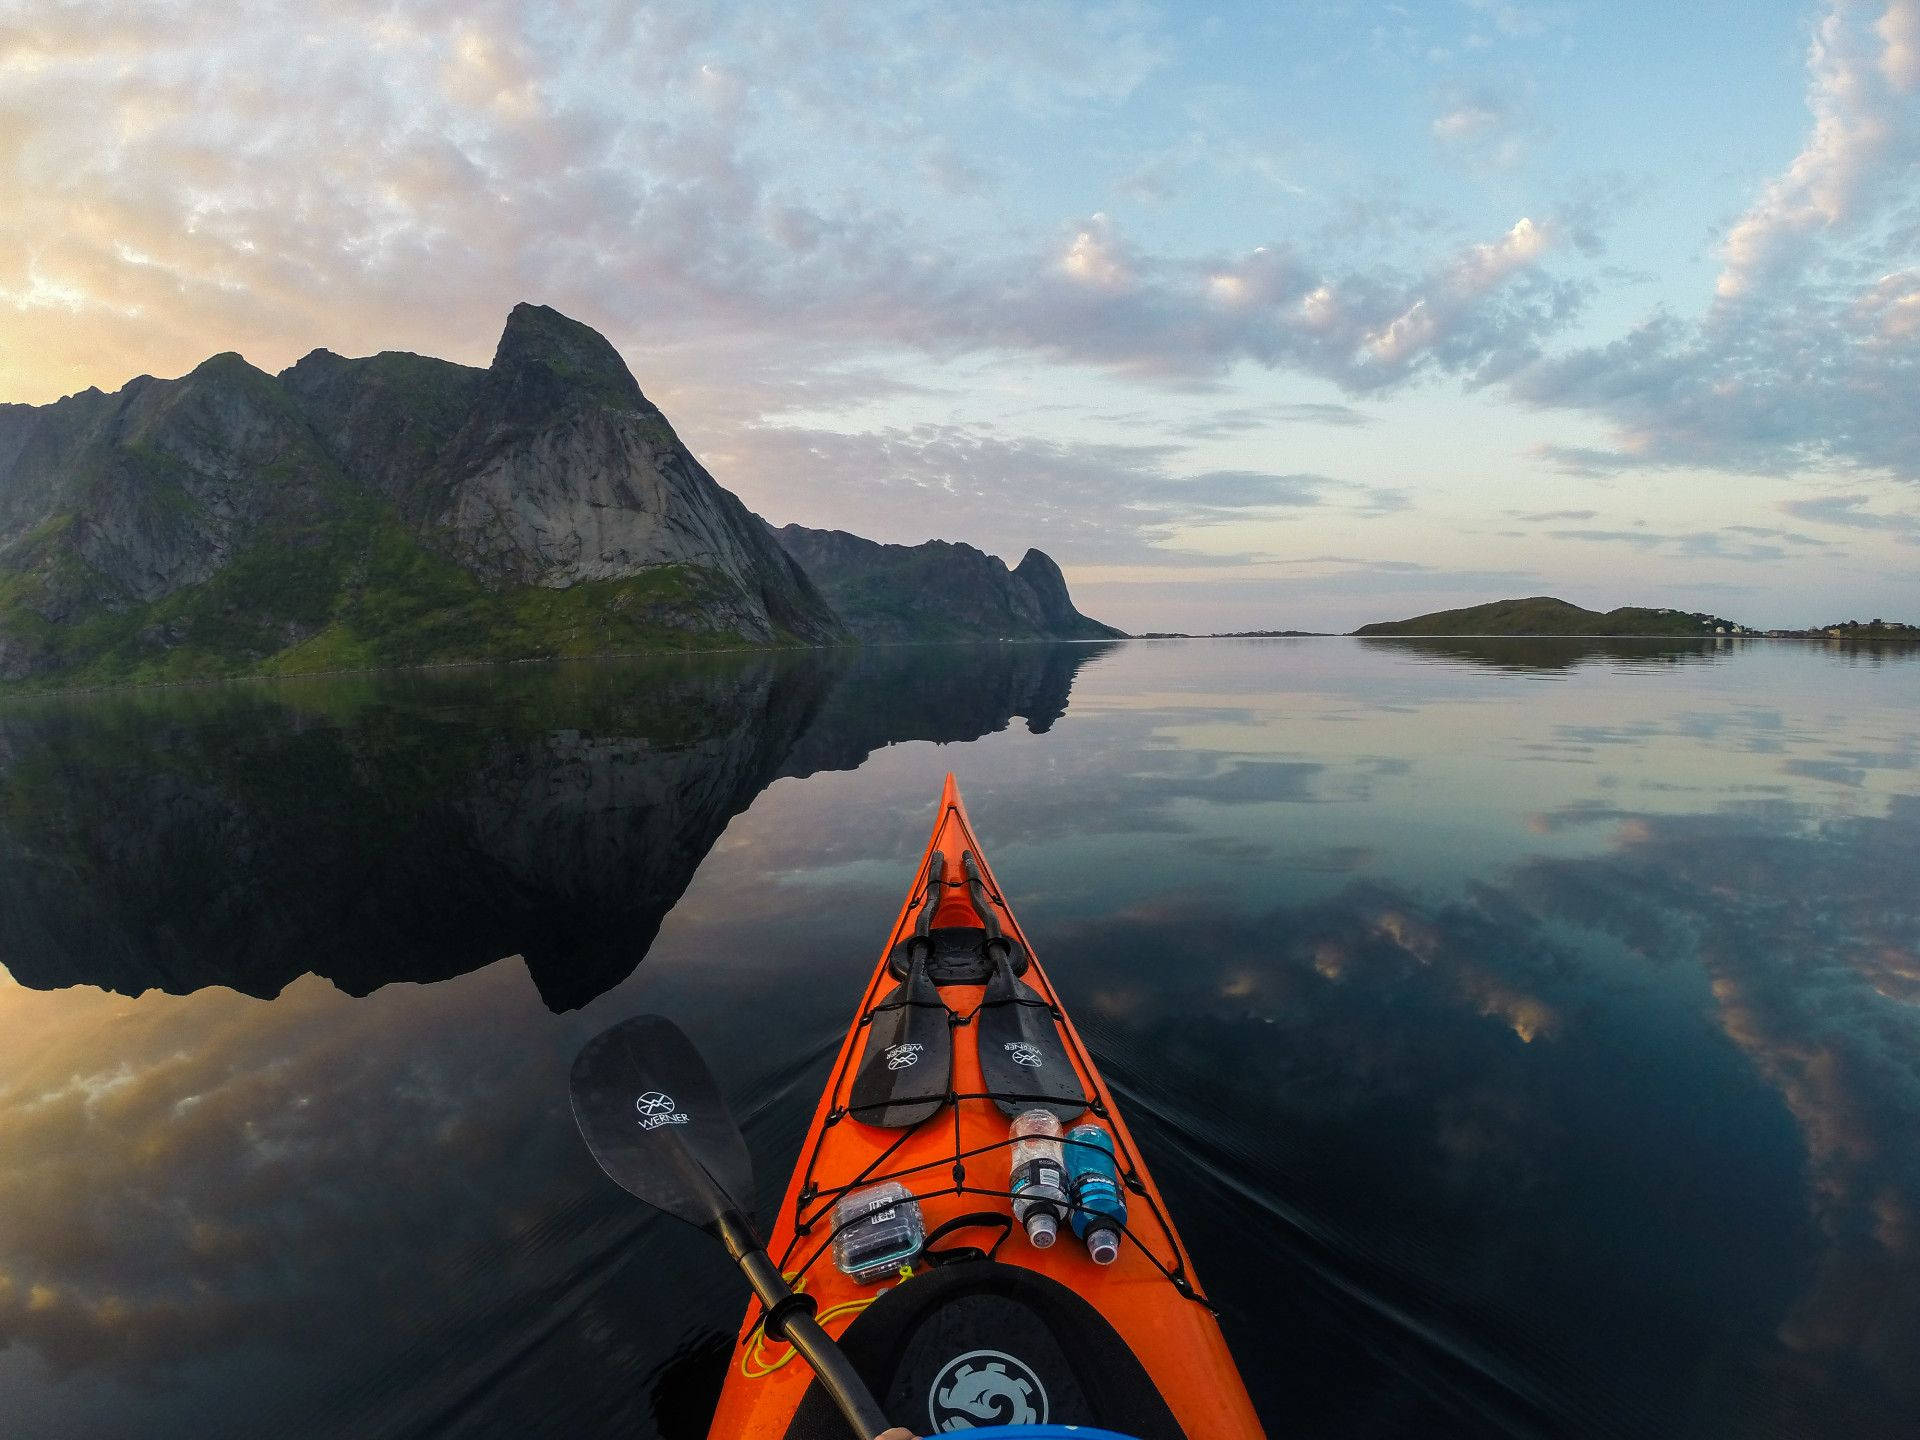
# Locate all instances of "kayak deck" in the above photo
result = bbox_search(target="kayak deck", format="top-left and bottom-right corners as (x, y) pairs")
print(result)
(707, 775), (1266, 1438)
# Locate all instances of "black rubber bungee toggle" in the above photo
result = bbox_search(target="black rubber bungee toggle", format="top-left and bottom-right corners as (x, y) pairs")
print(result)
(762, 1290), (818, 1341)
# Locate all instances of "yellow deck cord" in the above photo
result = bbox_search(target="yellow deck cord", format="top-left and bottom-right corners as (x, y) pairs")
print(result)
(739, 1267), (912, 1379)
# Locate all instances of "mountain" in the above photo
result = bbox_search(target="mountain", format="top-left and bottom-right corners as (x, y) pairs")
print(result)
(1353, 597), (1749, 637)
(772, 524), (1125, 641)
(0, 305), (843, 686)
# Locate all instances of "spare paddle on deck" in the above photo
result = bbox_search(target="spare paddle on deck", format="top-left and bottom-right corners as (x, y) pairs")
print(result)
(570, 1015), (894, 1440)
(964, 850), (1087, 1122)
(849, 850), (953, 1128)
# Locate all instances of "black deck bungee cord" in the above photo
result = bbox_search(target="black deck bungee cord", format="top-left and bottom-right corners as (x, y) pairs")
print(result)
(752, 1172), (1211, 1345)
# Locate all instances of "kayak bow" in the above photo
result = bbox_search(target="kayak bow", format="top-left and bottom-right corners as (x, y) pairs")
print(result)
(709, 774), (1266, 1438)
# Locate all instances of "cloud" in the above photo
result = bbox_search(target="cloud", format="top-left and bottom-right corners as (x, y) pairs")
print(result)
(1433, 102), (1505, 143)
(1462, 0), (1568, 40)
(1271, 401), (1376, 426)
(1883, 0), (1920, 88)
(1139, 469), (1343, 511)
(1346, 217), (1569, 383)
(1546, 526), (1834, 561)
(1508, 508), (1597, 522)
(920, 140), (990, 197)
(0, 1), (1580, 413)
(1530, 442), (1662, 476)
(1060, 213), (1137, 290)
(1172, 402), (1376, 439)
(1510, 3), (1920, 482)
(1852, 268), (1920, 338)
(1717, 1), (1917, 301)
(1430, 85), (1542, 168)
(1780, 492), (1920, 541)
(729, 418), (1412, 565)
(1452, 218), (1549, 292)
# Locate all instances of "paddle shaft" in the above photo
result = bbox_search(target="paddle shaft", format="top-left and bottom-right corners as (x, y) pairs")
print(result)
(712, 1210), (892, 1439)
(961, 850), (1012, 960)
(914, 850), (945, 954)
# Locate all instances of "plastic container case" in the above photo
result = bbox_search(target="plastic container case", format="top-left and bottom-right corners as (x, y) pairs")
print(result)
(831, 1181), (926, 1284)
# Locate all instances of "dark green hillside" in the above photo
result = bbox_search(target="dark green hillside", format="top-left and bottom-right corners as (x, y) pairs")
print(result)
(1353, 596), (1747, 637)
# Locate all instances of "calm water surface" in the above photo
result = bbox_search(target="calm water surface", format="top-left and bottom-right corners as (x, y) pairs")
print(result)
(2, 638), (1916, 1439)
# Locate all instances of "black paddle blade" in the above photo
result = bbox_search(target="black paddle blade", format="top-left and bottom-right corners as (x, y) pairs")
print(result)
(978, 952), (1086, 1122)
(849, 953), (952, 1129)
(570, 1015), (754, 1233)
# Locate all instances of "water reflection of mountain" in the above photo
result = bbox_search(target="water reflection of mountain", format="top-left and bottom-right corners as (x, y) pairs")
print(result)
(1360, 636), (1729, 671)
(0, 643), (1116, 1010)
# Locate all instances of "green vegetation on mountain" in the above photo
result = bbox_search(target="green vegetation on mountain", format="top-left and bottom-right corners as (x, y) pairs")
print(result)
(0, 485), (762, 690)
(1353, 596), (1747, 637)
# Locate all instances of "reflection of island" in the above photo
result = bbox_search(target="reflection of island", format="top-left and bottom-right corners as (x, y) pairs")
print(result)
(1358, 635), (1729, 672)
(0, 643), (1116, 1011)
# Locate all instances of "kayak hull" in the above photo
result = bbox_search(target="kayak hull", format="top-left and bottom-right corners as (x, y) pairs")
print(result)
(708, 774), (1265, 1438)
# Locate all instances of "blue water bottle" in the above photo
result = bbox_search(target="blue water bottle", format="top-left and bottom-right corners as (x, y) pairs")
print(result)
(1063, 1122), (1126, 1265)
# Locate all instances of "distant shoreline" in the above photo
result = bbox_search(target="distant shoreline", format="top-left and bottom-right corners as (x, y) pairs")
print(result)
(8, 630), (1918, 701)
(0, 635), (1118, 701)
(1137, 631), (1920, 641)
(1349, 597), (1919, 641)
(1352, 632), (1920, 641)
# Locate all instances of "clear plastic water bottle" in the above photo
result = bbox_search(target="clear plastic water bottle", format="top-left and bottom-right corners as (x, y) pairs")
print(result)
(1064, 1122), (1126, 1265)
(1008, 1109), (1067, 1248)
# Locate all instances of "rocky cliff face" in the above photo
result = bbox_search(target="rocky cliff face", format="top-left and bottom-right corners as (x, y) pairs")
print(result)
(285, 305), (836, 640)
(772, 524), (1124, 642)
(0, 306), (843, 685)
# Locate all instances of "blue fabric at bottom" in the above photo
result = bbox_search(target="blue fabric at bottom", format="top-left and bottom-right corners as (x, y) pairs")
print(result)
(931, 1428), (1141, 1438)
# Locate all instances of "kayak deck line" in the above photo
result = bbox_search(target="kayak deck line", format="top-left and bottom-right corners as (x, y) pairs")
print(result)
(708, 773), (1268, 1438)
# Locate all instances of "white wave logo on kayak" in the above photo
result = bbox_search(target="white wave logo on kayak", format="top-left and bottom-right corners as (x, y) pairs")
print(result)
(928, 1350), (1047, 1431)
(634, 1091), (689, 1131)
(1003, 1042), (1044, 1068)
(885, 1043), (924, 1071)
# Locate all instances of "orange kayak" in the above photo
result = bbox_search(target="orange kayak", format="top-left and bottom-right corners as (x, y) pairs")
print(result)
(708, 774), (1266, 1437)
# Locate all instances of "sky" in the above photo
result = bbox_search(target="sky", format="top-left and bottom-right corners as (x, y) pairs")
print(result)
(3, 0), (1919, 632)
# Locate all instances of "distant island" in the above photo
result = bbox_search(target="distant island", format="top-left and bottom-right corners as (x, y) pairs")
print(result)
(0, 305), (1121, 688)
(1353, 597), (1752, 637)
(1771, 618), (1920, 640)
(1353, 597), (1918, 639)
